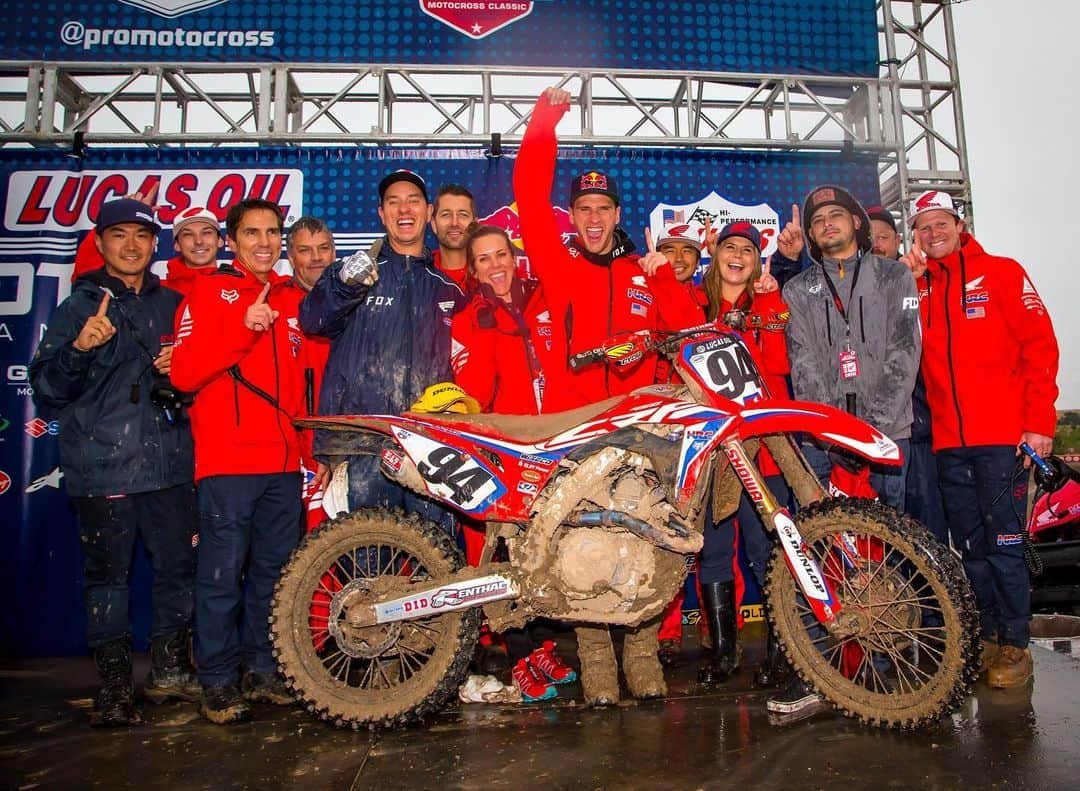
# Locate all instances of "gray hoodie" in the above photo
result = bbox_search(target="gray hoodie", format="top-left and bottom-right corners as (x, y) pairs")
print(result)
(783, 246), (921, 441)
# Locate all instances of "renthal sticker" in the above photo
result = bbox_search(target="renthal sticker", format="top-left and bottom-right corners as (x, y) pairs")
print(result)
(773, 513), (831, 602)
(380, 446), (404, 476)
(520, 469), (543, 483)
(392, 427), (506, 513)
(431, 578), (511, 609)
(517, 481), (538, 495)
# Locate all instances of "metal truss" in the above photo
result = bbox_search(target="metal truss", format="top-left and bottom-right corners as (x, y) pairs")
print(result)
(0, 0), (971, 224)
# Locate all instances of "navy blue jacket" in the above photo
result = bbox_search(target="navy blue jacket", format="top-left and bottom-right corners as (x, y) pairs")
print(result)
(299, 238), (465, 432)
(30, 269), (194, 497)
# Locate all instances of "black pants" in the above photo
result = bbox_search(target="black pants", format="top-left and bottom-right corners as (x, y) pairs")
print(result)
(72, 483), (198, 649)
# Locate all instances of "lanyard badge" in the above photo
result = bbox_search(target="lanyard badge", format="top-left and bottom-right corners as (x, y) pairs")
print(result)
(839, 340), (860, 380)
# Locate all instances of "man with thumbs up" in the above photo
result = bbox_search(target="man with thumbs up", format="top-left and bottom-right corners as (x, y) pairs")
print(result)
(171, 198), (308, 724)
(31, 197), (198, 727)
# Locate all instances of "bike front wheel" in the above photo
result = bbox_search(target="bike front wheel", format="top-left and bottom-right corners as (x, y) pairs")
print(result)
(765, 498), (979, 729)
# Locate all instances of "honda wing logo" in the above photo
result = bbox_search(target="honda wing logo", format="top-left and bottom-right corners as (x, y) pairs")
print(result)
(118, 0), (231, 18)
(26, 467), (64, 493)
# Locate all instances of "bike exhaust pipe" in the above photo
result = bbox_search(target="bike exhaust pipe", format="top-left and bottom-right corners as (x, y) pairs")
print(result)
(568, 510), (702, 554)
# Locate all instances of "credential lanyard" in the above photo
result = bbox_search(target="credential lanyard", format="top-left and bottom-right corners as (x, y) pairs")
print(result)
(819, 257), (862, 329)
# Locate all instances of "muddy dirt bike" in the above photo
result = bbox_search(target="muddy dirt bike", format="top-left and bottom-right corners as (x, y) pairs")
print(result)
(270, 323), (979, 730)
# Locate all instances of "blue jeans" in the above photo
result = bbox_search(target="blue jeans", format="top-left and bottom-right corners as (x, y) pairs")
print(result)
(699, 475), (788, 587)
(937, 446), (1029, 648)
(72, 484), (198, 648)
(347, 453), (454, 534)
(801, 438), (910, 510)
(195, 472), (302, 687)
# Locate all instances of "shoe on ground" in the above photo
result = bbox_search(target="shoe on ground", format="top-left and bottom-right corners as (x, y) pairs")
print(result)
(145, 631), (201, 704)
(200, 684), (252, 725)
(512, 659), (557, 703)
(657, 638), (682, 668)
(459, 674), (523, 704)
(530, 640), (577, 685)
(979, 639), (1002, 676)
(91, 638), (142, 728)
(241, 671), (295, 705)
(766, 677), (827, 722)
(987, 645), (1033, 689)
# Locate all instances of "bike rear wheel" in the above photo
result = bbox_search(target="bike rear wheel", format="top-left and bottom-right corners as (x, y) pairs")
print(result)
(765, 498), (979, 729)
(270, 507), (480, 730)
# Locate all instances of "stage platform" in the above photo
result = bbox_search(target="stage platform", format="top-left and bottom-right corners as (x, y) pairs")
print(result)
(2, 626), (1077, 790)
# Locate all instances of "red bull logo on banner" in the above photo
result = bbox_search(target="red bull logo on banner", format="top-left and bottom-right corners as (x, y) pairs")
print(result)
(5, 169), (304, 233)
(480, 201), (575, 250)
(648, 192), (781, 267)
(419, 1), (535, 40)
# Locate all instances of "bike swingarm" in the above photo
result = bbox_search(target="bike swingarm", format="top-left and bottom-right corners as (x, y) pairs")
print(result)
(360, 573), (521, 627)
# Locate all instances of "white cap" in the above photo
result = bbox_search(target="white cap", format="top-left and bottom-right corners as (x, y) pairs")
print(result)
(908, 191), (960, 227)
(654, 221), (703, 251)
(172, 206), (221, 236)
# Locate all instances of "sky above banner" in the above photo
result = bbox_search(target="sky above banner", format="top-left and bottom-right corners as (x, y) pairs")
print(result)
(2, 1), (878, 75)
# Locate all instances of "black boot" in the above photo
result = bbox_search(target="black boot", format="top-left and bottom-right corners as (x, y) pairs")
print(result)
(697, 581), (739, 684)
(145, 630), (201, 704)
(90, 638), (141, 728)
(753, 612), (789, 689)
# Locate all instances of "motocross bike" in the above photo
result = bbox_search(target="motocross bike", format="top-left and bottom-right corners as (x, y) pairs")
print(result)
(1021, 445), (1080, 611)
(270, 323), (979, 730)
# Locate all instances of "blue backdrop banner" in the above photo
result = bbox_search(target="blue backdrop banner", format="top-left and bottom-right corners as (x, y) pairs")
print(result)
(1, 1), (879, 75)
(0, 144), (881, 656)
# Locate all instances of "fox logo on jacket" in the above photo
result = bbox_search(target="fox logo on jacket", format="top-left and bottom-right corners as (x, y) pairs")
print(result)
(220, 289), (239, 304)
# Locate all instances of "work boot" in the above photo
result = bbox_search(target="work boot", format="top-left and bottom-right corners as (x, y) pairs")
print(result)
(766, 676), (827, 724)
(200, 684), (252, 725)
(754, 611), (789, 689)
(986, 645), (1034, 689)
(622, 618), (667, 700)
(90, 638), (142, 728)
(145, 630), (201, 704)
(657, 639), (682, 668)
(979, 639), (1001, 676)
(698, 581), (740, 684)
(241, 670), (295, 705)
(575, 625), (620, 706)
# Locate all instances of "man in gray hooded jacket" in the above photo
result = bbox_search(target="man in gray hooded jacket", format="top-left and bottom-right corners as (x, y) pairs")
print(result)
(780, 185), (921, 508)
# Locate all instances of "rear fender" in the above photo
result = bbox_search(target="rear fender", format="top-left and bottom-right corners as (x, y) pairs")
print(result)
(734, 400), (902, 466)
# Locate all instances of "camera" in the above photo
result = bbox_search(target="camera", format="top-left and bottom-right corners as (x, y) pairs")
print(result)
(150, 379), (195, 424)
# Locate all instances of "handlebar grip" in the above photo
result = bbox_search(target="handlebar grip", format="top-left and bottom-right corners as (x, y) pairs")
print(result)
(569, 348), (603, 371)
(1019, 442), (1053, 477)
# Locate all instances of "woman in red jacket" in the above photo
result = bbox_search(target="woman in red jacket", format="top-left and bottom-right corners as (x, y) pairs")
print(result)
(647, 221), (791, 689)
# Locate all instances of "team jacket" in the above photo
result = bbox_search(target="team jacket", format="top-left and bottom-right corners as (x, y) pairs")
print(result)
(650, 267), (791, 475)
(73, 229), (208, 297)
(170, 265), (306, 481)
(433, 250), (475, 293)
(917, 233), (1058, 451)
(514, 93), (699, 401)
(30, 269), (194, 497)
(299, 238), (465, 435)
(451, 278), (584, 415)
(783, 251), (921, 441)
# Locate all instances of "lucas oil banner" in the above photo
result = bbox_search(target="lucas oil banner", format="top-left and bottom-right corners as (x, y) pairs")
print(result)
(0, 145), (880, 656)
(1, 0), (879, 76)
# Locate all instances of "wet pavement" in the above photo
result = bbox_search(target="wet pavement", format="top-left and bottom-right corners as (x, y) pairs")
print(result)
(2, 625), (1077, 790)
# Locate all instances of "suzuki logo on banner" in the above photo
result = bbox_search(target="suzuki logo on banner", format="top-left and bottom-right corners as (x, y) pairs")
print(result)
(5, 170), (304, 233)
(419, 1), (535, 40)
(118, 0), (232, 18)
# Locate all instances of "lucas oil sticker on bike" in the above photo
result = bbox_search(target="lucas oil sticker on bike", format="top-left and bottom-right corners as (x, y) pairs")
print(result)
(391, 427), (506, 514)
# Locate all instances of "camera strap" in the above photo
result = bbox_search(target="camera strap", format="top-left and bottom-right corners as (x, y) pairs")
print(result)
(228, 364), (289, 416)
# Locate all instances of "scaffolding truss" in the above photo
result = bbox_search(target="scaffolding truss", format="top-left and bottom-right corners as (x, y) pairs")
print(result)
(0, 0), (970, 224)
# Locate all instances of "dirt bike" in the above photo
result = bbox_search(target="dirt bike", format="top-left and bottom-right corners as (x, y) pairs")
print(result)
(270, 323), (979, 730)
(1021, 445), (1080, 611)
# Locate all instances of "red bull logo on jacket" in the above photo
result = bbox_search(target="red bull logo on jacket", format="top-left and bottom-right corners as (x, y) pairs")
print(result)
(5, 169), (303, 232)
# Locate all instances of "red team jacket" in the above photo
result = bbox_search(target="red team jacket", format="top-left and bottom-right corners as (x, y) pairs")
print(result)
(917, 233), (1058, 451)
(433, 250), (475, 293)
(171, 265), (306, 481)
(514, 93), (698, 401)
(451, 279), (583, 414)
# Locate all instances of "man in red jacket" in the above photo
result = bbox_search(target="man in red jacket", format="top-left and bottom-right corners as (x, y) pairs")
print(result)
(902, 190), (1059, 689)
(431, 184), (477, 292)
(172, 198), (307, 724)
(514, 87), (701, 707)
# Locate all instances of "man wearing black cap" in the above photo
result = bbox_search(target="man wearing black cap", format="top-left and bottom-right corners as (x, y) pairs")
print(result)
(31, 198), (199, 727)
(300, 169), (464, 525)
(867, 206), (901, 260)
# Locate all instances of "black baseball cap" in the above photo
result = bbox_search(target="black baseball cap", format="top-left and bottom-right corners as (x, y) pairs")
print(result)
(568, 170), (620, 207)
(96, 198), (161, 234)
(378, 169), (428, 202)
(866, 205), (897, 233)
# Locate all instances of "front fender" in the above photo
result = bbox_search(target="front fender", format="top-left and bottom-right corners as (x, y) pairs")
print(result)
(733, 399), (901, 466)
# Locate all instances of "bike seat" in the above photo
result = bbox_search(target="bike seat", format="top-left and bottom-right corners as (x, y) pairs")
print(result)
(405, 396), (627, 444)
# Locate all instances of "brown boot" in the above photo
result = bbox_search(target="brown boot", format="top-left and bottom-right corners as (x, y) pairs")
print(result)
(623, 617), (667, 700)
(575, 625), (620, 706)
(978, 639), (1001, 676)
(987, 645), (1033, 689)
